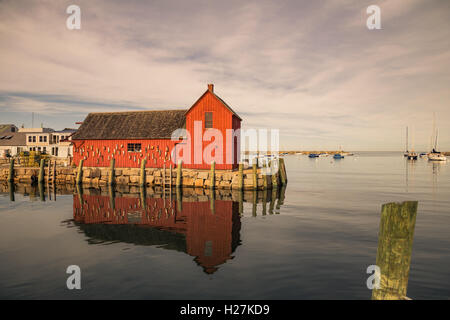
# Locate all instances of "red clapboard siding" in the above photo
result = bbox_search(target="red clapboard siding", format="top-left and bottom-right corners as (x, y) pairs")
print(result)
(72, 139), (181, 168)
(185, 90), (240, 170)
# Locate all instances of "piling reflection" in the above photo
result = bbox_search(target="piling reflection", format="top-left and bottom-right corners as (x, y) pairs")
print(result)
(372, 201), (418, 300)
(72, 186), (287, 274)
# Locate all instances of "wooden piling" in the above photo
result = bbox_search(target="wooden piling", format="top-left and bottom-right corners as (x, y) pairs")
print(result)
(210, 161), (215, 189)
(372, 201), (418, 300)
(271, 159), (278, 189)
(262, 163), (268, 190)
(76, 159), (84, 185)
(210, 189), (215, 214)
(47, 159), (51, 183)
(140, 157), (147, 187)
(279, 158), (287, 185)
(108, 184), (115, 210)
(140, 186), (146, 210)
(279, 185), (286, 206)
(108, 158), (115, 186)
(38, 182), (45, 202)
(238, 162), (244, 190)
(252, 163), (257, 190)
(262, 189), (267, 215)
(7, 158), (14, 182)
(8, 181), (15, 202)
(76, 183), (83, 209)
(252, 190), (257, 217)
(176, 186), (182, 213)
(269, 188), (277, 214)
(176, 160), (182, 188)
(238, 190), (243, 216)
(38, 159), (45, 183)
(52, 160), (56, 183)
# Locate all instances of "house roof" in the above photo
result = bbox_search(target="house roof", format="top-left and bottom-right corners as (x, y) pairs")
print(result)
(186, 87), (242, 121)
(0, 124), (16, 134)
(0, 132), (27, 146)
(71, 110), (187, 140)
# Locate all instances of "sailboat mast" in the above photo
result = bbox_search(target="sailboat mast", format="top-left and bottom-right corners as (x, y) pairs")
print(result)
(435, 128), (439, 151)
(406, 126), (408, 151)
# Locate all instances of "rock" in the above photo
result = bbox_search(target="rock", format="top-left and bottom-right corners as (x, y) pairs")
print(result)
(219, 180), (231, 189)
(116, 176), (130, 185)
(182, 177), (194, 186)
(195, 178), (204, 187)
(130, 175), (140, 184)
(84, 169), (92, 178)
(223, 172), (233, 181)
(197, 171), (209, 180)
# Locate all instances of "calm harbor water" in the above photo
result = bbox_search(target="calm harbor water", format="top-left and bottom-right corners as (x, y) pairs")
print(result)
(0, 152), (449, 299)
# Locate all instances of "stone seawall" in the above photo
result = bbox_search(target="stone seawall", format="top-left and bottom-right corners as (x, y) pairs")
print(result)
(0, 164), (287, 190)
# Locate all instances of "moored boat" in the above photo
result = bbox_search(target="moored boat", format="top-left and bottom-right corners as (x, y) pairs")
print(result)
(333, 153), (344, 159)
(407, 152), (418, 160)
(428, 152), (447, 161)
(427, 114), (446, 161)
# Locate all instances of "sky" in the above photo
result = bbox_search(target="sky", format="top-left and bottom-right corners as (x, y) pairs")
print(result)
(0, 0), (449, 151)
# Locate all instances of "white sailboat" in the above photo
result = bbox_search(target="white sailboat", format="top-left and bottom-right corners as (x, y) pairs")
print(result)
(427, 114), (447, 161)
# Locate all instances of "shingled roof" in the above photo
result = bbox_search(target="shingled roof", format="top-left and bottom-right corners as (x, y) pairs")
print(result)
(0, 132), (26, 146)
(71, 110), (187, 140)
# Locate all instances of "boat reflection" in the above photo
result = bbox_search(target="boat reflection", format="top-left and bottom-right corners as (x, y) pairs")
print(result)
(73, 186), (287, 274)
(372, 201), (418, 300)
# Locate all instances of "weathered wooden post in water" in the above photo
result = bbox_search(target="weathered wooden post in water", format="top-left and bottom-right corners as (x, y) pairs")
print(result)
(238, 190), (243, 216)
(8, 181), (15, 202)
(108, 185), (116, 210)
(38, 159), (45, 183)
(38, 182), (45, 202)
(109, 158), (115, 186)
(176, 186), (182, 213)
(269, 188), (277, 214)
(52, 160), (56, 183)
(176, 160), (182, 188)
(140, 157), (147, 187)
(7, 159), (14, 182)
(210, 189), (215, 214)
(210, 161), (216, 189)
(252, 190), (257, 217)
(76, 183), (83, 209)
(76, 159), (84, 185)
(372, 201), (418, 300)
(279, 158), (287, 185)
(271, 159), (278, 189)
(140, 186), (146, 210)
(252, 163), (257, 190)
(262, 189), (267, 215)
(238, 162), (244, 190)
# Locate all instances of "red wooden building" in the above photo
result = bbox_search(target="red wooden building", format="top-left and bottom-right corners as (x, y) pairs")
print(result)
(71, 84), (242, 170)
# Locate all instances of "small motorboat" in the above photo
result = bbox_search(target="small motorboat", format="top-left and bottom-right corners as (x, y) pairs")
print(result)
(333, 153), (344, 159)
(407, 152), (418, 160)
(308, 153), (319, 158)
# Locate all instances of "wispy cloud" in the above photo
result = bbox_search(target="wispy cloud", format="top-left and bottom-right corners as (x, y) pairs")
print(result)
(0, 0), (449, 150)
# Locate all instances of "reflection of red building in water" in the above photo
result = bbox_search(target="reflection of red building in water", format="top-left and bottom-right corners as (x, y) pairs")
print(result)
(73, 192), (241, 274)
